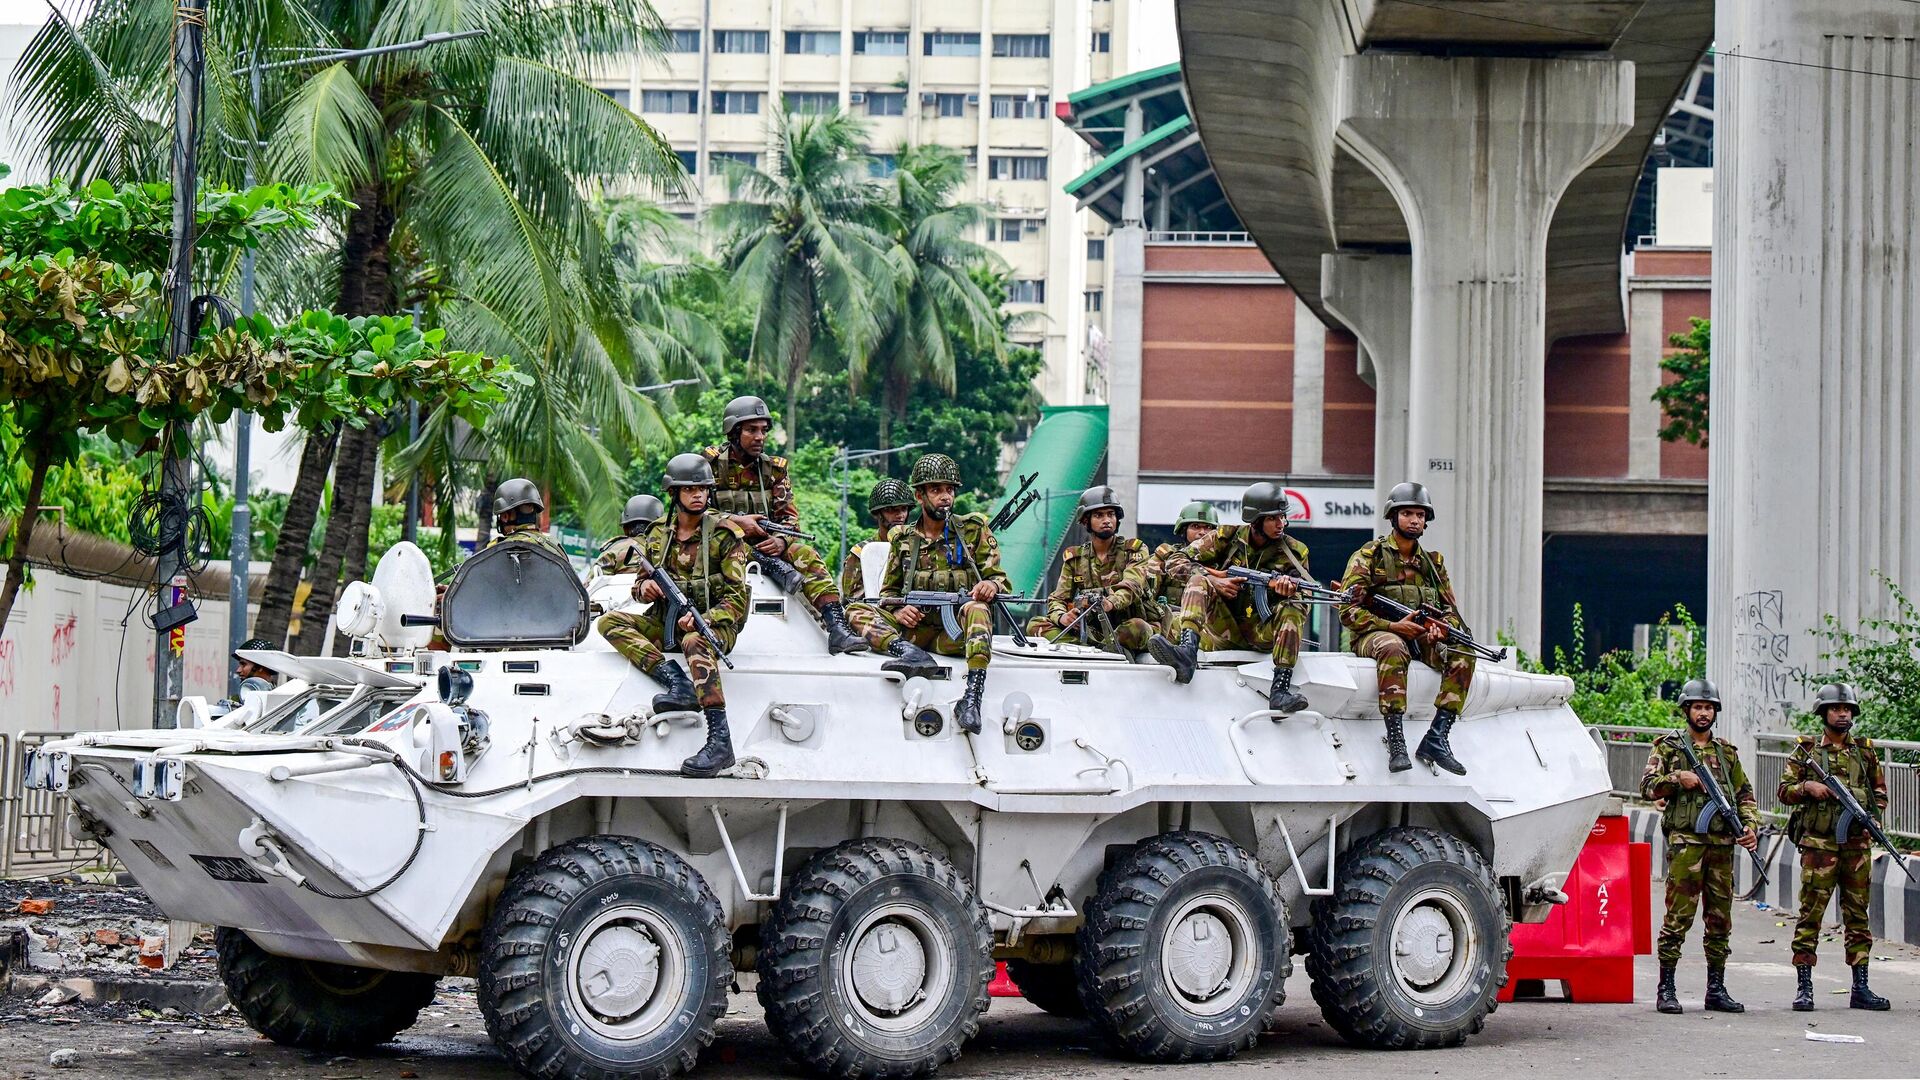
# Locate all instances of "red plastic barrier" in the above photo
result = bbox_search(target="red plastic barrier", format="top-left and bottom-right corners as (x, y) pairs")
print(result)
(1497, 813), (1652, 1004)
(989, 961), (1020, 997)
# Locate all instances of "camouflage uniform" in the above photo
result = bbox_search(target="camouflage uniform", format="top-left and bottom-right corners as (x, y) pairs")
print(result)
(597, 535), (647, 575)
(849, 514), (1010, 671)
(1144, 543), (1185, 630)
(1338, 537), (1476, 714)
(701, 443), (839, 607)
(1642, 734), (1759, 965)
(1162, 525), (1310, 666)
(1780, 735), (1887, 967)
(595, 515), (750, 708)
(1026, 537), (1156, 651)
(489, 522), (568, 559)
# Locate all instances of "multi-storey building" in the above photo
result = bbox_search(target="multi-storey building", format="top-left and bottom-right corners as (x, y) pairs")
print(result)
(594, 0), (1164, 406)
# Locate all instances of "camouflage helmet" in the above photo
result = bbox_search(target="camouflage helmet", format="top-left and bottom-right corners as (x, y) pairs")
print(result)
(493, 478), (544, 517)
(233, 637), (276, 661)
(1811, 682), (1861, 719)
(1383, 481), (1436, 523)
(663, 452), (716, 489)
(909, 452), (960, 489)
(866, 478), (914, 517)
(621, 494), (666, 529)
(1676, 678), (1722, 712)
(1174, 501), (1220, 531)
(1239, 482), (1291, 524)
(1076, 485), (1124, 523)
(722, 395), (774, 436)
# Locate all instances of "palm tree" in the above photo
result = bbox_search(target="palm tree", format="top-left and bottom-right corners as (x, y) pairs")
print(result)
(708, 107), (897, 439)
(863, 144), (1006, 451)
(14, 0), (685, 646)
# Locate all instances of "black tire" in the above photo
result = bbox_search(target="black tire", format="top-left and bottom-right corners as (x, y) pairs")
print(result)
(214, 927), (438, 1051)
(477, 835), (730, 1080)
(758, 837), (993, 1078)
(1305, 825), (1509, 1050)
(1005, 958), (1085, 1018)
(1074, 831), (1289, 1062)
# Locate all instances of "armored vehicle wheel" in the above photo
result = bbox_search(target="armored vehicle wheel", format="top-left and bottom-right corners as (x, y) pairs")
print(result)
(477, 835), (730, 1080)
(758, 838), (994, 1078)
(213, 927), (437, 1050)
(1074, 831), (1288, 1061)
(1305, 825), (1508, 1050)
(1005, 958), (1086, 1018)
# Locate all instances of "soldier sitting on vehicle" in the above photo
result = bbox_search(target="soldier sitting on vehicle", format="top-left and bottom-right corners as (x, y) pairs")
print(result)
(216, 638), (281, 709)
(841, 478), (914, 600)
(488, 478), (567, 557)
(596, 455), (751, 778)
(702, 395), (866, 654)
(1148, 483), (1314, 716)
(1146, 501), (1220, 630)
(1026, 486), (1156, 652)
(598, 494), (665, 576)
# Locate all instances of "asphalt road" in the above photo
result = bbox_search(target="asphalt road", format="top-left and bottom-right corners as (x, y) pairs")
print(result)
(5, 901), (1919, 1080)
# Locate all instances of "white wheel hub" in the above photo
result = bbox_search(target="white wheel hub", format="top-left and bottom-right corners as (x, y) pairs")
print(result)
(1388, 888), (1478, 1007)
(564, 902), (689, 1043)
(1157, 892), (1258, 1017)
(578, 924), (661, 1018)
(851, 921), (928, 1014)
(1392, 906), (1454, 987)
(1166, 911), (1233, 999)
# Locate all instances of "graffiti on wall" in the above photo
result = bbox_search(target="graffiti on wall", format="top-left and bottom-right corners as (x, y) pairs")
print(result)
(1730, 588), (1806, 732)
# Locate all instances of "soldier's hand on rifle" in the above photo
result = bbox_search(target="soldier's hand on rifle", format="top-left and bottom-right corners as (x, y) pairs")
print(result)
(1211, 572), (1243, 599)
(1271, 576), (1298, 599)
(1674, 770), (1703, 791)
(1389, 617), (1423, 639)
(971, 580), (999, 603)
(896, 605), (924, 628)
(1099, 595), (1115, 612)
(754, 536), (787, 557)
(636, 579), (664, 603)
(1803, 780), (1833, 801)
(1736, 827), (1758, 850)
(736, 514), (769, 541)
(677, 611), (696, 633)
(1421, 621), (1449, 645)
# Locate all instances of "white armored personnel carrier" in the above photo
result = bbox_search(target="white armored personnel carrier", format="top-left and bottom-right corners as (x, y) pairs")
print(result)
(25, 539), (1607, 1078)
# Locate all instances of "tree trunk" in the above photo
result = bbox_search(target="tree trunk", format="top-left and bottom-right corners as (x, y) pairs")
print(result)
(253, 428), (338, 645)
(475, 473), (500, 549)
(0, 441), (52, 633)
(295, 424), (376, 655)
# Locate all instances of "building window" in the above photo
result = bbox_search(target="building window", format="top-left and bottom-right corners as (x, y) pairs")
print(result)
(596, 86), (632, 108)
(641, 89), (698, 113)
(1006, 279), (1046, 304)
(784, 91), (838, 114)
(924, 32), (981, 56)
(665, 28), (701, 52)
(711, 150), (758, 174)
(1085, 290), (1103, 313)
(868, 153), (899, 179)
(1091, 31), (1111, 53)
(674, 149), (698, 173)
(785, 30), (841, 54)
(992, 34), (1051, 58)
(867, 92), (905, 116)
(1086, 237), (1106, 261)
(998, 218), (1042, 242)
(988, 155), (1048, 181)
(990, 94), (1048, 119)
(712, 90), (762, 114)
(854, 30), (908, 55)
(713, 30), (769, 53)
(935, 92), (969, 117)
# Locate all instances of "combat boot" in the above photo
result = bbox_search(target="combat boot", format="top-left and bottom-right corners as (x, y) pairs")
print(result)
(1850, 963), (1890, 1010)
(1703, 964), (1742, 1012)
(1148, 629), (1199, 684)
(955, 669), (987, 735)
(1792, 964), (1815, 1011)
(819, 601), (869, 654)
(754, 553), (802, 594)
(1267, 667), (1309, 714)
(1416, 708), (1467, 775)
(1383, 711), (1412, 773)
(680, 706), (734, 778)
(881, 639), (943, 678)
(648, 660), (699, 714)
(1655, 963), (1681, 1014)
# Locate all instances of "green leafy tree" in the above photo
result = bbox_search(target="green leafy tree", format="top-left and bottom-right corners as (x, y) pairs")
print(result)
(1810, 572), (1920, 743)
(1517, 603), (1706, 728)
(1653, 316), (1710, 446)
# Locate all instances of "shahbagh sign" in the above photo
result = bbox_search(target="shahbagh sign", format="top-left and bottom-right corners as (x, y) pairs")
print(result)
(1138, 483), (1376, 530)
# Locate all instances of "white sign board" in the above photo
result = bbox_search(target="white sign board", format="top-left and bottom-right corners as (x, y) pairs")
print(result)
(1139, 483), (1377, 530)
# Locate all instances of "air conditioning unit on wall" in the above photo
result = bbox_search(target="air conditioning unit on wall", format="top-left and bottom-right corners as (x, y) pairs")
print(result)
(850, 91), (867, 104)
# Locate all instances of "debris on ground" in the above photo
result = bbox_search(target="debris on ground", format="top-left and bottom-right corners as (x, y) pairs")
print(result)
(0, 877), (217, 981)
(1805, 1031), (1866, 1044)
(48, 1047), (78, 1067)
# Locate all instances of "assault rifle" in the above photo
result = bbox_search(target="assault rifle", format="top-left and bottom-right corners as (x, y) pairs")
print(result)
(989, 472), (1039, 532)
(633, 553), (735, 669)
(883, 590), (1036, 647)
(1048, 589), (1119, 648)
(1355, 593), (1509, 663)
(1225, 566), (1355, 621)
(1672, 736), (1769, 887)
(733, 514), (815, 543)
(1801, 750), (1919, 884)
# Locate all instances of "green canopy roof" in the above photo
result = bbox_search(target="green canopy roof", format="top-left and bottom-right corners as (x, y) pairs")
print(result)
(991, 406), (1109, 596)
(1056, 64), (1238, 231)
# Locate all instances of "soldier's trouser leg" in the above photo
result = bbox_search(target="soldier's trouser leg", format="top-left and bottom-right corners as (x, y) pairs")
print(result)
(1699, 844), (1736, 965)
(1836, 847), (1874, 966)
(847, 602), (900, 650)
(1263, 604), (1307, 669)
(1112, 615), (1156, 652)
(1421, 641), (1477, 712)
(677, 623), (740, 709)
(1356, 631), (1412, 713)
(781, 541), (841, 608)
(1793, 849), (1841, 966)
(1027, 615), (1063, 639)
(1167, 575), (1213, 640)
(599, 610), (668, 673)
(960, 600), (992, 671)
(1658, 842), (1706, 966)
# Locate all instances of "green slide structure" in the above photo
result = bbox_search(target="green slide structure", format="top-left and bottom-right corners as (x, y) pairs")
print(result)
(990, 405), (1109, 597)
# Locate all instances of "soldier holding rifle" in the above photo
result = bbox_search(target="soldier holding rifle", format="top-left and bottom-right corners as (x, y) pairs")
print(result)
(1026, 486), (1157, 652)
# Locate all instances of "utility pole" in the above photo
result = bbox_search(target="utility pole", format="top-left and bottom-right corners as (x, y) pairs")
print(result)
(156, 0), (209, 728)
(226, 55), (261, 695)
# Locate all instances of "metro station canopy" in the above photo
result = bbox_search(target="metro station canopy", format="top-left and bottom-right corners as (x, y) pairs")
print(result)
(1056, 63), (1241, 232)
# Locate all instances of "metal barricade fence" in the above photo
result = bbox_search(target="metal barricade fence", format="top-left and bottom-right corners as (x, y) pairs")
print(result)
(1586, 724), (1666, 798)
(3, 731), (112, 876)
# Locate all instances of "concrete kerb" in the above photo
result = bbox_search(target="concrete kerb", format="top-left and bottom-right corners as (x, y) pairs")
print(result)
(4, 971), (228, 1013)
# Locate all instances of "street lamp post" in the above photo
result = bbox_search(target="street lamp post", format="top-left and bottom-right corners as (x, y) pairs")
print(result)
(832, 444), (925, 571)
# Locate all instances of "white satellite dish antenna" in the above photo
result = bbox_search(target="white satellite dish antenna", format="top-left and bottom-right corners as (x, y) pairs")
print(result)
(370, 541), (437, 650)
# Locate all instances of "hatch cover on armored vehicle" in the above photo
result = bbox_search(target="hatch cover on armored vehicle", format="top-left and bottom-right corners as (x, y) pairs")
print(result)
(441, 541), (591, 648)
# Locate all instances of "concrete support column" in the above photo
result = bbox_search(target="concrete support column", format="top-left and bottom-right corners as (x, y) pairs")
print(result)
(1106, 224), (1146, 534)
(1625, 284), (1666, 480)
(1337, 54), (1634, 651)
(1322, 252), (1412, 514)
(1710, 1), (1920, 748)
(1290, 296), (1326, 478)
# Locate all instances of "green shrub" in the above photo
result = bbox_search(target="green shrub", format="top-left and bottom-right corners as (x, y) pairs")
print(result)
(1808, 572), (1920, 744)
(1518, 603), (1705, 728)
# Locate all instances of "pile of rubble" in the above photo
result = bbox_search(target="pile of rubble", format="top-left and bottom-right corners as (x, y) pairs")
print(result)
(1, 877), (224, 1019)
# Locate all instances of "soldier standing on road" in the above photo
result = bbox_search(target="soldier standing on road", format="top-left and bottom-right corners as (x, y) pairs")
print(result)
(841, 479), (914, 600)
(1337, 482), (1476, 775)
(1146, 501), (1219, 629)
(701, 395), (866, 654)
(597, 494), (665, 576)
(846, 453), (1011, 734)
(596, 454), (751, 778)
(1026, 487), (1156, 652)
(1640, 678), (1759, 1015)
(1146, 482), (1314, 715)
(1780, 682), (1891, 1012)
